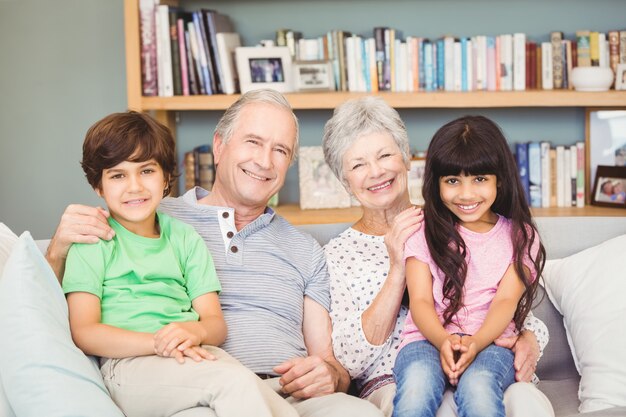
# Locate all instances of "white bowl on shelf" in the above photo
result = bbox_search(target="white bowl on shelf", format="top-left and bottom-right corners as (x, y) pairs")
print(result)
(570, 66), (614, 92)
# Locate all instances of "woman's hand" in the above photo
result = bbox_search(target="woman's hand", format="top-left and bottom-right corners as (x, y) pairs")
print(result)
(384, 206), (423, 270)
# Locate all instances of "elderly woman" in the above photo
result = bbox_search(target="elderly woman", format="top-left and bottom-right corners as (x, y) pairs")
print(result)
(321, 97), (553, 417)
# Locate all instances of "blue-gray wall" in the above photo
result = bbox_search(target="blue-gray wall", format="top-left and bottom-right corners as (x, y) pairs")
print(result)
(1, 0), (623, 238)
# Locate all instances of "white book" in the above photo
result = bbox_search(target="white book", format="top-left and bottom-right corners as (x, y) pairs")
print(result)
(397, 40), (407, 92)
(157, 5), (173, 97)
(345, 36), (357, 92)
(406, 37), (414, 92)
(465, 39), (473, 91)
(453, 41), (462, 91)
(500, 34), (513, 91)
(444, 36), (455, 91)
(576, 142), (585, 207)
(513, 33), (526, 91)
(540, 142), (551, 207)
(599, 33), (608, 67)
(216, 33), (241, 95)
(298, 38), (320, 61)
(541, 42), (554, 90)
(475, 35), (487, 90)
(563, 148), (572, 207)
(556, 145), (565, 207)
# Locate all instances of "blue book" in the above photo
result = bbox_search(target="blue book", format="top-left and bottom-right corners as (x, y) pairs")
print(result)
(436, 38), (445, 90)
(528, 142), (542, 207)
(418, 39), (425, 90)
(515, 142), (530, 205)
(461, 37), (468, 91)
(423, 41), (434, 91)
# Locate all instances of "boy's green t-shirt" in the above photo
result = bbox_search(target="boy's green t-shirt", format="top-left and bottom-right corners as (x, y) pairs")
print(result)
(62, 212), (221, 333)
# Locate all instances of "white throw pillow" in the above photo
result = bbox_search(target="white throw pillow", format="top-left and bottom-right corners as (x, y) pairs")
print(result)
(0, 232), (124, 416)
(0, 223), (18, 272)
(543, 234), (626, 413)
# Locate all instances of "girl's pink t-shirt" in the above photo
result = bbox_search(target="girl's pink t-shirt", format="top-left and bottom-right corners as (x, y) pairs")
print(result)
(400, 215), (538, 349)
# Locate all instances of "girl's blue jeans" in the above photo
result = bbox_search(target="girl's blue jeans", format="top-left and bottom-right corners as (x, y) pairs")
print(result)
(392, 339), (516, 417)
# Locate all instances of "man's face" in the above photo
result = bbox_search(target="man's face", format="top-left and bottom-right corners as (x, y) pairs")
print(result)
(212, 103), (296, 209)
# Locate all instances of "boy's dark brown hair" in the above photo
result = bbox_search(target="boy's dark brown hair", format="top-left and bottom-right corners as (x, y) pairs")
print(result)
(81, 111), (177, 196)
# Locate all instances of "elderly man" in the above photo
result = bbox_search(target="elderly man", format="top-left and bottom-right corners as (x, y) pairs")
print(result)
(46, 89), (383, 417)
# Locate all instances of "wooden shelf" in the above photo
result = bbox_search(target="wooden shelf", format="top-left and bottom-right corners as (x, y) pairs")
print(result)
(135, 90), (626, 111)
(274, 204), (626, 225)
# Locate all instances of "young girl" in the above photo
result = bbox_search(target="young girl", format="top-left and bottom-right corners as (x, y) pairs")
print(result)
(392, 116), (546, 417)
(62, 111), (296, 417)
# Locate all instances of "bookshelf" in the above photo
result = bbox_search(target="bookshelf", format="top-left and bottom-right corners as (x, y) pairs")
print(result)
(123, 0), (626, 222)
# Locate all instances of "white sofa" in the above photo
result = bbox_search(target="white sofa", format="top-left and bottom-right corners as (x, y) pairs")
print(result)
(1, 215), (626, 416)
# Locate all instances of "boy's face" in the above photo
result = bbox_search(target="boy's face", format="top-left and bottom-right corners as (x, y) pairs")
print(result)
(96, 158), (167, 237)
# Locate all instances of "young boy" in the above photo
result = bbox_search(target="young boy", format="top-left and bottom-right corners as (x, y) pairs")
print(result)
(62, 111), (296, 417)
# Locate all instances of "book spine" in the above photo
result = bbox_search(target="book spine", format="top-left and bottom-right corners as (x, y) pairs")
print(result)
(528, 142), (542, 208)
(516, 143), (530, 205)
(590, 31), (600, 66)
(184, 30), (199, 95)
(620, 31), (626, 64)
(157, 5), (174, 97)
(549, 148), (557, 207)
(564, 40), (573, 90)
(551, 32), (564, 89)
(486, 36), (496, 91)
(169, 10), (182, 96)
(444, 36), (454, 91)
(177, 18), (189, 96)
(556, 145), (565, 207)
(576, 30), (591, 67)
(453, 40), (462, 91)
(374, 27), (386, 91)
(513, 33), (526, 91)
(465, 38), (473, 91)
(541, 42), (553, 89)
(569, 145), (578, 207)
(540, 142), (551, 207)
(608, 30), (620, 78)
(191, 13), (213, 94)
(424, 41), (434, 91)
(139, 0), (158, 96)
(187, 21), (206, 95)
(598, 33), (608, 68)
(563, 147), (571, 207)
(500, 34), (513, 91)
(576, 142), (585, 207)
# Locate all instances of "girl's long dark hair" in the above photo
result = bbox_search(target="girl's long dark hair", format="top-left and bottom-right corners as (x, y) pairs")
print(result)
(422, 116), (545, 330)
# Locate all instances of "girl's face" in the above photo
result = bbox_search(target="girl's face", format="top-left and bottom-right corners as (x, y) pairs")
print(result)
(97, 158), (167, 238)
(342, 131), (409, 211)
(439, 173), (499, 233)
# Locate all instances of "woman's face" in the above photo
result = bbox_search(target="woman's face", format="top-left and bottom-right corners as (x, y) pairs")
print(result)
(342, 131), (409, 210)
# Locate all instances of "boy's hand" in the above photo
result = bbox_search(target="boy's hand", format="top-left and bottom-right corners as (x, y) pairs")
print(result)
(153, 322), (205, 358)
(439, 334), (463, 385)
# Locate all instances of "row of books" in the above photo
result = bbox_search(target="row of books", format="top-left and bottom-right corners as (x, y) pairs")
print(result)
(183, 145), (215, 192)
(516, 142), (585, 208)
(139, 1), (241, 96)
(281, 28), (626, 93)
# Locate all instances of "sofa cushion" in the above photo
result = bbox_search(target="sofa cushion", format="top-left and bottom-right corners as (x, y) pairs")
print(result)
(0, 232), (124, 416)
(543, 234), (626, 413)
(0, 223), (18, 272)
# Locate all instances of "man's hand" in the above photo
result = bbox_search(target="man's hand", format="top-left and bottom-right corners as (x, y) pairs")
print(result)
(46, 204), (114, 279)
(273, 356), (339, 399)
(494, 330), (539, 382)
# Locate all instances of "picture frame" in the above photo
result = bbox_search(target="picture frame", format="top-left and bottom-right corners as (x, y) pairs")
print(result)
(590, 165), (626, 208)
(585, 109), (626, 203)
(298, 146), (351, 210)
(235, 46), (293, 94)
(292, 60), (335, 92)
(615, 63), (626, 91)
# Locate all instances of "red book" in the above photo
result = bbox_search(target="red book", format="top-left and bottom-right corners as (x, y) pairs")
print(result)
(528, 42), (537, 90)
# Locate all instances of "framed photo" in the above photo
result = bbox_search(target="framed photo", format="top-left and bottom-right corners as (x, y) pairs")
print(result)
(235, 46), (293, 94)
(292, 60), (335, 92)
(591, 165), (626, 208)
(585, 109), (626, 202)
(298, 146), (351, 210)
(616, 64), (626, 91)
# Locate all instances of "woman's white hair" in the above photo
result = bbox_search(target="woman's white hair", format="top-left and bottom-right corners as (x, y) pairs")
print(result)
(214, 89), (300, 162)
(322, 96), (410, 185)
